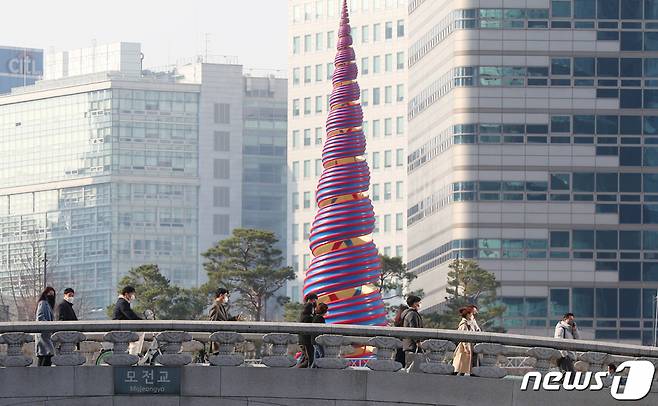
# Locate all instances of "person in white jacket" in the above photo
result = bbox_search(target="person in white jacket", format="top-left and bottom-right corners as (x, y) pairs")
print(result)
(554, 312), (580, 371)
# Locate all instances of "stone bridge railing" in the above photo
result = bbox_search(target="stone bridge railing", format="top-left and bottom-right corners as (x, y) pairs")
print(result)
(1, 321), (657, 378)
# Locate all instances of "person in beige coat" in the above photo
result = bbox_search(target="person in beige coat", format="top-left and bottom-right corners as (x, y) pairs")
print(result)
(452, 307), (475, 375)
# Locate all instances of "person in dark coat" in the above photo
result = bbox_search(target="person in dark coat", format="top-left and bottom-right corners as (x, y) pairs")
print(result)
(311, 302), (329, 366)
(208, 288), (240, 322)
(401, 295), (423, 369)
(296, 293), (317, 368)
(56, 287), (78, 321)
(393, 303), (409, 365)
(112, 286), (141, 320)
(35, 287), (56, 366)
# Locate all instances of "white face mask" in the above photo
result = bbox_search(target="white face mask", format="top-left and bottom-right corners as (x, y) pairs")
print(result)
(224, 296), (230, 304)
(64, 296), (74, 304)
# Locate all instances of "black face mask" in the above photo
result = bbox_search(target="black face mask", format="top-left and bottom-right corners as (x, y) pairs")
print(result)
(47, 295), (55, 308)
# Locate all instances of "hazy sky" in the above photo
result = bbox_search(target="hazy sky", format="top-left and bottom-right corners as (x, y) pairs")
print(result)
(2, 0), (288, 73)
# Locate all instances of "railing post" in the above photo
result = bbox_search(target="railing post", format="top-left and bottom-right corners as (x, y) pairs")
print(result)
(52, 331), (86, 366)
(0, 332), (33, 367)
(315, 335), (349, 369)
(526, 347), (561, 373)
(579, 351), (609, 372)
(261, 333), (296, 367)
(155, 331), (193, 366)
(208, 331), (245, 366)
(103, 331), (140, 366)
(419, 339), (455, 374)
(367, 336), (403, 372)
(472, 343), (507, 378)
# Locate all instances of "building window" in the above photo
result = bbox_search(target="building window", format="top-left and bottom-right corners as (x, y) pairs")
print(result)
(385, 21), (393, 39)
(292, 224), (299, 241)
(304, 66), (312, 83)
(361, 57), (369, 75)
(373, 55), (381, 73)
(292, 161), (299, 181)
(292, 192), (299, 211)
(304, 97), (311, 115)
(373, 23), (381, 41)
(304, 129), (311, 146)
(396, 52), (405, 70)
(213, 159), (230, 179)
(315, 96), (322, 113)
(304, 34), (312, 52)
(213, 131), (230, 152)
(293, 36), (300, 54)
(384, 118), (392, 135)
(372, 184), (380, 201)
(396, 149), (404, 166)
(395, 245), (403, 257)
(292, 68), (300, 86)
(384, 214), (391, 232)
(362, 89), (369, 106)
(213, 214), (230, 235)
(385, 54), (393, 72)
(374, 216), (380, 233)
(396, 116), (404, 134)
(213, 187), (230, 207)
(292, 130), (299, 148)
(551, 0), (571, 17)
(373, 151), (380, 169)
(303, 191), (311, 209)
(315, 159), (322, 177)
(396, 213), (403, 230)
(303, 223), (310, 240)
(315, 64), (323, 82)
(384, 150), (392, 167)
(315, 127), (323, 145)
(292, 99), (300, 116)
(384, 182), (392, 200)
(397, 19), (405, 37)
(372, 119), (380, 137)
(315, 32), (323, 51)
(362, 25), (369, 42)
(373, 87), (381, 105)
(327, 31), (335, 49)
(303, 160), (311, 178)
(214, 103), (230, 124)
(396, 84), (404, 101)
(385, 86), (392, 104)
(396, 181), (403, 199)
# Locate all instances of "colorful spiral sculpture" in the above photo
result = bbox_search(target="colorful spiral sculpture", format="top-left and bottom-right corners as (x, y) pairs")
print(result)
(303, 0), (387, 326)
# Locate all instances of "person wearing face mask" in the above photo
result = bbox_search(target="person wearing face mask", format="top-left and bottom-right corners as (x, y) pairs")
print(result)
(56, 287), (78, 321)
(209, 288), (241, 322)
(112, 286), (142, 320)
(35, 286), (56, 366)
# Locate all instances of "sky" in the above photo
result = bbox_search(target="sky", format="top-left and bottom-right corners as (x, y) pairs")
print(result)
(2, 0), (288, 74)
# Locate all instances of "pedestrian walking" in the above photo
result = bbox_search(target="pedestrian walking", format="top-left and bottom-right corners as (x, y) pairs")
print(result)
(35, 287), (56, 366)
(453, 306), (475, 375)
(112, 286), (141, 320)
(311, 302), (329, 366)
(401, 295), (423, 371)
(466, 304), (481, 368)
(553, 312), (580, 372)
(56, 287), (78, 321)
(209, 288), (241, 321)
(296, 293), (317, 368)
(393, 303), (409, 365)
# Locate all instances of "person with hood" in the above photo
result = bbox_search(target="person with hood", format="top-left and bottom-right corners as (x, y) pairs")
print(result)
(296, 293), (317, 368)
(35, 286), (56, 366)
(56, 287), (78, 321)
(112, 286), (141, 320)
(401, 295), (423, 370)
(554, 312), (580, 371)
(453, 306), (476, 375)
(393, 303), (409, 365)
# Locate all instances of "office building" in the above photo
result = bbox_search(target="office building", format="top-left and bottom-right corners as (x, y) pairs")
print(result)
(0, 46), (43, 94)
(0, 42), (287, 318)
(407, 0), (658, 344)
(288, 0), (408, 301)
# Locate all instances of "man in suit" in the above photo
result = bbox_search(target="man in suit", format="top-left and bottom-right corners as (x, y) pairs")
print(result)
(56, 287), (78, 321)
(209, 288), (241, 321)
(112, 286), (142, 320)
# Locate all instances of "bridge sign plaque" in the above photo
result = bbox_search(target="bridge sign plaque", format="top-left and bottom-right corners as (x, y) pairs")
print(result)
(114, 366), (181, 395)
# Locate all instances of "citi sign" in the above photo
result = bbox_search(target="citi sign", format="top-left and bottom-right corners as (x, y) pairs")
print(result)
(521, 360), (655, 400)
(7, 53), (40, 75)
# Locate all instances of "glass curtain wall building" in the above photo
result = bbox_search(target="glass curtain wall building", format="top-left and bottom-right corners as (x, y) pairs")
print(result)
(408, 0), (658, 344)
(288, 0), (409, 302)
(0, 73), (200, 317)
(0, 46), (43, 94)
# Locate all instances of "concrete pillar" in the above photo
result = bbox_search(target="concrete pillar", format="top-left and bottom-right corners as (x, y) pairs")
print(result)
(367, 336), (403, 372)
(262, 333), (296, 367)
(103, 331), (139, 366)
(52, 331), (86, 366)
(315, 335), (350, 369)
(155, 331), (193, 366)
(472, 343), (507, 378)
(526, 347), (562, 373)
(420, 339), (455, 374)
(0, 332), (33, 367)
(208, 331), (245, 366)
